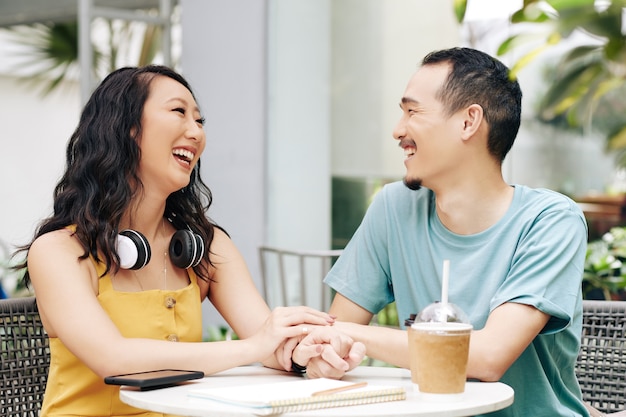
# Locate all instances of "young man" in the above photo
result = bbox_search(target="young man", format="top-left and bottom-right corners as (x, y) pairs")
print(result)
(298, 47), (589, 416)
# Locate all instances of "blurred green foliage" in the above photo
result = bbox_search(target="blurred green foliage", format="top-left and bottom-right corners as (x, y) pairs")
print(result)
(584, 226), (626, 300)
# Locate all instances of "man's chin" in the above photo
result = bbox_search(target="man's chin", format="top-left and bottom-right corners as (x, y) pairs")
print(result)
(403, 176), (422, 191)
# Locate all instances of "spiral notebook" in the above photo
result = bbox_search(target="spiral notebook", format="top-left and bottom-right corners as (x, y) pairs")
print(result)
(188, 377), (406, 415)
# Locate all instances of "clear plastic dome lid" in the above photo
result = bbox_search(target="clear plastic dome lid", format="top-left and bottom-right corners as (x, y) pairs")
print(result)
(415, 301), (470, 324)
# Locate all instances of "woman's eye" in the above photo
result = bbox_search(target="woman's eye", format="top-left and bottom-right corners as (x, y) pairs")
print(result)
(173, 107), (185, 115)
(196, 117), (206, 126)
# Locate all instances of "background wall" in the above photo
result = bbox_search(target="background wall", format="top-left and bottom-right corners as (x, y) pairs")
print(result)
(0, 74), (79, 248)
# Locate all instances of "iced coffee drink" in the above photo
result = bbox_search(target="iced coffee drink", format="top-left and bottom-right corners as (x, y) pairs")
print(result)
(409, 321), (472, 394)
(407, 300), (472, 395)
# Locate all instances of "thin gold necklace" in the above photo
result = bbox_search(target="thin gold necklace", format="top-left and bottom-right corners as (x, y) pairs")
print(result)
(133, 218), (167, 291)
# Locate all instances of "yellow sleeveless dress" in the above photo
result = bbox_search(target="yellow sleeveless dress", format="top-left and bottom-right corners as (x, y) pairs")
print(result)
(40, 259), (203, 417)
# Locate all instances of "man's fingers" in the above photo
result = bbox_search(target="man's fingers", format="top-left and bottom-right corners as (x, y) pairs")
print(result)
(345, 342), (367, 370)
(292, 343), (323, 367)
(306, 356), (346, 380)
(281, 337), (301, 370)
(320, 345), (349, 371)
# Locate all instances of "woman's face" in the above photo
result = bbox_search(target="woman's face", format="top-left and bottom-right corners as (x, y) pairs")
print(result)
(137, 75), (206, 196)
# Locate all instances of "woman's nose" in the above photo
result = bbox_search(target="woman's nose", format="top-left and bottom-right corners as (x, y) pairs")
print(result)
(186, 120), (205, 142)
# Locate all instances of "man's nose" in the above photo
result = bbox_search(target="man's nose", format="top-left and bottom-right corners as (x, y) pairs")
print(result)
(392, 116), (407, 141)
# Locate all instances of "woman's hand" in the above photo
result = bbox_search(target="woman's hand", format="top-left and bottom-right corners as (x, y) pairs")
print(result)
(288, 327), (366, 379)
(249, 306), (335, 364)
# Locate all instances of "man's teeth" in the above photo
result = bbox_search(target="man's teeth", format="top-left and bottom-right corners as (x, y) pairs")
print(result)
(404, 148), (415, 157)
(173, 149), (194, 161)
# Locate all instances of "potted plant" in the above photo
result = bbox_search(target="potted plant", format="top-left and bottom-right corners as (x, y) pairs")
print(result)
(584, 226), (626, 300)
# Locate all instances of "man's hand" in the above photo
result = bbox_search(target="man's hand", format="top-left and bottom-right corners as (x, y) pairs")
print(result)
(290, 327), (366, 379)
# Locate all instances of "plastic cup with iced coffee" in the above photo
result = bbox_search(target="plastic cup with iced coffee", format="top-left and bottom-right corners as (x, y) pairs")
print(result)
(407, 260), (472, 398)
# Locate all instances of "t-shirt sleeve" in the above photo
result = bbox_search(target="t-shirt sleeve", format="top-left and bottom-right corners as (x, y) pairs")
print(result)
(490, 197), (588, 334)
(324, 187), (395, 314)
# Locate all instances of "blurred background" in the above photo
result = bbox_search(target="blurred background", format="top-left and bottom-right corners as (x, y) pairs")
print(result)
(1, 0), (625, 316)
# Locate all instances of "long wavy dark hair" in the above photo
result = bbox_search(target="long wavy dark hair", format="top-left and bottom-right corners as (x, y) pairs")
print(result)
(16, 65), (221, 286)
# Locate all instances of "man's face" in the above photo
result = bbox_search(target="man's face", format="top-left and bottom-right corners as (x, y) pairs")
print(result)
(393, 63), (465, 191)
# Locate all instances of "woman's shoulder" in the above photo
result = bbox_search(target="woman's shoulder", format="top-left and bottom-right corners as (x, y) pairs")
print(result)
(30, 228), (82, 257)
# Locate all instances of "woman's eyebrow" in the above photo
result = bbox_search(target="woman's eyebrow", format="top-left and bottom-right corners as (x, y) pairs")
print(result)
(166, 97), (200, 113)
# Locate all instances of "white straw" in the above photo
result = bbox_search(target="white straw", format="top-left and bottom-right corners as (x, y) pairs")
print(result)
(441, 259), (450, 307)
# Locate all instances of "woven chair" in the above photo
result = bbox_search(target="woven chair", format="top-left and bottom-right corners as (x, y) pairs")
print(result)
(0, 297), (50, 417)
(258, 246), (343, 311)
(577, 300), (626, 416)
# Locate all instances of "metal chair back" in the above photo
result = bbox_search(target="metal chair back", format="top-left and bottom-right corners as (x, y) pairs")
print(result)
(258, 246), (342, 311)
(0, 297), (49, 417)
(578, 300), (626, 415)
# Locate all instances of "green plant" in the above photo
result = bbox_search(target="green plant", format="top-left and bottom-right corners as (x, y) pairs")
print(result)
(0, 249), (29, 298)
(455, 0), (626, 153)
(374, 302), (399, 327)
(204, 325), (237, 342)
(2, 10), (170, 96)
(584, 226), (626, 299)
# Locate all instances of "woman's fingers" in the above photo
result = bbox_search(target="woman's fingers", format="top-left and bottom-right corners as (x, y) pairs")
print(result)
(271, 306), (335, 327)
(279, 336), (302, 370)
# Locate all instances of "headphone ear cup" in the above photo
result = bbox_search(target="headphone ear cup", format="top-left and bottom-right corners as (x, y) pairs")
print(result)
(191, 232), (205, 267)
(169, 230), (204, 269)
(117, 230), (151, 270)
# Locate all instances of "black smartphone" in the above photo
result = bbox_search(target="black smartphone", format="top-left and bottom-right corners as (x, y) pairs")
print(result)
(104, 369), (204, 390)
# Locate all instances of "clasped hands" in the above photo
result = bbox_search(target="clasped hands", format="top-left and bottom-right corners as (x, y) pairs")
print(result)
(279, 321), (366, 379)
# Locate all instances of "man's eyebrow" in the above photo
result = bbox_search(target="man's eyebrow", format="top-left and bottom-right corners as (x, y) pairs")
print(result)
(401, 97), (419, 105)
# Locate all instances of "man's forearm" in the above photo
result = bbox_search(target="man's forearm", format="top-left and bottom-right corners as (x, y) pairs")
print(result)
(332, 321), (410, 368)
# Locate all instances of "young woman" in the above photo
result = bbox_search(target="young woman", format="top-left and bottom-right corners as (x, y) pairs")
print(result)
(18, 65), (359, 416)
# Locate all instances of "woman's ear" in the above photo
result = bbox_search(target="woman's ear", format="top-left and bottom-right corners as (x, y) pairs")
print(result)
(460, 104), (484, 140)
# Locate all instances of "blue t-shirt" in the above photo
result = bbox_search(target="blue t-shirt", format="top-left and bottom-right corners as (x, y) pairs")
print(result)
(325, 182), (589, 417)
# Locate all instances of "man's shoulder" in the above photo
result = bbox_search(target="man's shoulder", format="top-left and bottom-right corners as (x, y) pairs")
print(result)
(515, 185), (580, 210)
(513, 185), (585, 225)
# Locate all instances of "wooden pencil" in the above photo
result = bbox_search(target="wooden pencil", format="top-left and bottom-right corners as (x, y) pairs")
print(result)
(311, 381), (368, 397)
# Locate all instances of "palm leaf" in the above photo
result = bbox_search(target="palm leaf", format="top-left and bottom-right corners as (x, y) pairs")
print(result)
(539, 62), (602, 119)
(497, 31), (551, 56)
(565, 69), (606, 126)
(4, 22), (100, 95)
(508, 33), (561, 78)
(511, 1), (553, 24)
(559, 44), (602, 65)
(608, 125), (626, 151)
(2, 4), (173, 96)
(453, 0), (467, 24)
(138, 25), (161, 66)
(546, 0), (595, 10)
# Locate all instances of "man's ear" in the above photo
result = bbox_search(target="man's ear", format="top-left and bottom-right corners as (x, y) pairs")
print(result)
(460, 104), (484, 140)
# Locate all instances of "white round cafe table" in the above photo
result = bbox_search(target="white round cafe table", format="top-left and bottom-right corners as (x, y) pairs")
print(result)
(120, 365), (514, 417)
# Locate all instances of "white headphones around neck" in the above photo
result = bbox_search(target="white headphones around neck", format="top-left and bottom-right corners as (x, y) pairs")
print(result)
(116, 226), (204, 270)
